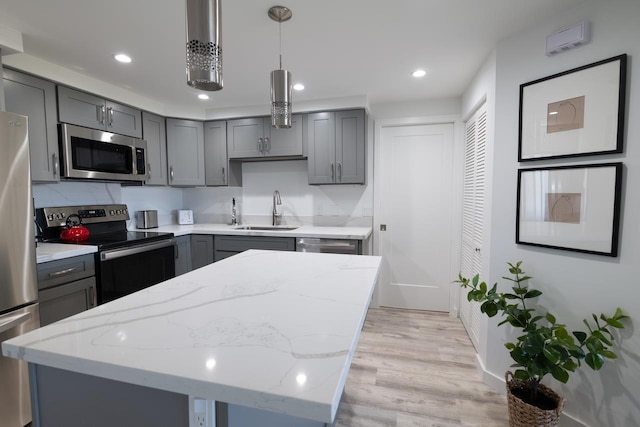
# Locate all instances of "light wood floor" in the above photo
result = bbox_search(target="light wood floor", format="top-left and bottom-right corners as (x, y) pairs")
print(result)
(335, 307), (509, 427)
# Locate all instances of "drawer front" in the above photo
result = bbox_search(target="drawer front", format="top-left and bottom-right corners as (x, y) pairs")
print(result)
(37, 254), (96, 290)
(39, 277), (96, 326)
(214, 235), (295, 252)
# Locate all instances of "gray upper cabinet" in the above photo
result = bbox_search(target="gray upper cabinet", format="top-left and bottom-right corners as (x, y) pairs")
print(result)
(307, 109), (365, 185)
(227, 115), (302, 159)
(142, 112), (168, 186)
(2, 69), (59, 182)
(57, 86), (143, 138)
(204, 120), (229, 186)
(166, 118), (205, 186)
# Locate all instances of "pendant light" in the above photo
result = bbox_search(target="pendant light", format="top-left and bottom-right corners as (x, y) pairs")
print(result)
(269, 6), (292, 128)
(186, 0), (223, 91)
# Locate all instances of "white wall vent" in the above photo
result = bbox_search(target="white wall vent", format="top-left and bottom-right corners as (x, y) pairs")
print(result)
(546, 21), (591, 56)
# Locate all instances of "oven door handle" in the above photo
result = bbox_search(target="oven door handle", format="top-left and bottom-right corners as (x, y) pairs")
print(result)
(100, 238), (176, 261)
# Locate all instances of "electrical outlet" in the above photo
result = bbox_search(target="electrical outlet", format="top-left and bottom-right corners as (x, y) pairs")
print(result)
(189, 396), (215, 427)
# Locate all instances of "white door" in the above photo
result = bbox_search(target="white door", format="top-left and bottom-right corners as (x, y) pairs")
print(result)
(375, 122), (455, 311)
(459, 104), (487, 349)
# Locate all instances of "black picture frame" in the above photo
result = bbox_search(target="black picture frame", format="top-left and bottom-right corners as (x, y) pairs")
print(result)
(518, 54), (627, 162)
(516, 162), (623, 257)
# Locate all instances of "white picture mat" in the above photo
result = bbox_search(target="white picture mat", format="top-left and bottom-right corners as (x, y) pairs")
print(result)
(518, 166), (617, 253)
(521, 60), (621, 159)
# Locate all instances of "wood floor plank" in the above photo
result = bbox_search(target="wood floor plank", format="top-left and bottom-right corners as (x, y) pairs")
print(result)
(336, 307), (509, 426)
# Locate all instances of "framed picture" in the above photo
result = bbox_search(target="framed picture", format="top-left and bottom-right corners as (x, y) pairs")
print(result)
(516, 163), (623, 257)
(519, 54), (627, 161)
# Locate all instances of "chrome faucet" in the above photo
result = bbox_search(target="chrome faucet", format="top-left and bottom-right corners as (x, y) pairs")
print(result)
(272, 190), (282, 226)
(231, 197), (238, 226)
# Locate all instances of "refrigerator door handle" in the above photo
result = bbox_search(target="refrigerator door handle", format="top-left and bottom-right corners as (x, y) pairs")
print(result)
(0, 311), (32, 335)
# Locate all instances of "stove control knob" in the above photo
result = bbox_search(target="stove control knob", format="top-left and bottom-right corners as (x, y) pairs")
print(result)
(47, 214), (54, 221)
(123, 209), (128, 215)
(109, 210), (115, 215)
(116, 209), (121, 215)
(56, 213), (63, 219)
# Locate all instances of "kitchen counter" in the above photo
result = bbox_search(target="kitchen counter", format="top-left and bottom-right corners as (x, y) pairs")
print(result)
(3, 250), (382, 426)
(36, 242), (98, 264)
(136, 223), (373, 240)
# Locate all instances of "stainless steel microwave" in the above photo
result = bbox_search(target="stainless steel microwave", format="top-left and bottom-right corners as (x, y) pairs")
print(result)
(59, 124), (148, 182)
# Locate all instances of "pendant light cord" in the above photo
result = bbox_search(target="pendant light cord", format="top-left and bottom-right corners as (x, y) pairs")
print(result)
(279, 20), (283, 70)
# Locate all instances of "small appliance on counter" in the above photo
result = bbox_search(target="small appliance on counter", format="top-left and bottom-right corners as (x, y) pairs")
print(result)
(178, 209), (194, 225)
(135, 210), (158, 229)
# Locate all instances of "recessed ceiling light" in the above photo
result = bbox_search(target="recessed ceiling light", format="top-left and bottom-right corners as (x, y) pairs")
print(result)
(114, 54), (132, 63)
(293, 83), (305, 91)
(198, 94), (210, 100)
(412, 69), (427, 78)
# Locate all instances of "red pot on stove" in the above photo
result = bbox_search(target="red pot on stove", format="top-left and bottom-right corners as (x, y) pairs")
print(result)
(60, 214), (90, 242)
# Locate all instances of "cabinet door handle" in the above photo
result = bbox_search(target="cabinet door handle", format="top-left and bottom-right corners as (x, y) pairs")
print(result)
(52, 153), (59, 177)
(337, 162), (342, 181)
(48, 267), (77, 278)
(264, 137), (270, 154)
(258, 137), (263, 153)
(98, 105), (106, 124)
(148, 163), (152, 179)
(89, 285), (96, 308)
(222, 167), (226, 185)
(170, 166), (174, 182)
(108, 107), (114, 126)
(330, 162), (335, 181)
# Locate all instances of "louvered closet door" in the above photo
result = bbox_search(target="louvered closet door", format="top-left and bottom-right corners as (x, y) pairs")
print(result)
(460, 104), (487, 350)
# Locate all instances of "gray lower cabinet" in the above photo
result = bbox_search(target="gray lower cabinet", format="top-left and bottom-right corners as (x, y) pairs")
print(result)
(227, 115), (302, 159)
(37, 254), (97, 326)
(214, 235), (295, 262)
(2, 68), (59, 182)
(142, 112), (168, 186)
(174, 235), (192, 276)
(57, 86), (143, 138)
(191, 235), (214, 270)
(166, 118), (205, 186)
(307, 109), (365, 184)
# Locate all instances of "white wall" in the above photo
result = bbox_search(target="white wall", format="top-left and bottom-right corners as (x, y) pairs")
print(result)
(484, 0), (640, 425)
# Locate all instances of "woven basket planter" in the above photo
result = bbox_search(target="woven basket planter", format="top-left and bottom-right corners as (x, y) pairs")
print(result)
(505, 371), (566, 427)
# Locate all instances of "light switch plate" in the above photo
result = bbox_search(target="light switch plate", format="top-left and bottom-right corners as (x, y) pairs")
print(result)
(178, 209), (194, 225)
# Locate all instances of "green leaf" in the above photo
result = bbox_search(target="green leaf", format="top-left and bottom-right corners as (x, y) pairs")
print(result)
(585, 353), (605, 370)
(480, 281), (487, 293)
(554, 327), (569, 339)
(605, 318), (625, 329)
(513, 287), (528, 295)
(522, 334), (545, 355)
(510, 348), (529, 366)
(569, 348), (586, 359)
(600, 350), (617, 359)
(593, 330), (613, 346)
(480, 301), (498, 317)
(563, 359), (578, 372)
(524, 289), (542, 299)
(550, 365), (570, 383)
(513, 369), (530, 381)
(543, 346), (562, 364)
(472, 274), (479, 287)
(503, 293), (519, 300)
(573, 331), (587, 344)
(505, 342), (516, 350)
(545, 312), (556, 324)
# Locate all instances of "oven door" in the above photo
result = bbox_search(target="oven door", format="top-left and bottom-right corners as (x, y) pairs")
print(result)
(97, 238), (176, 304)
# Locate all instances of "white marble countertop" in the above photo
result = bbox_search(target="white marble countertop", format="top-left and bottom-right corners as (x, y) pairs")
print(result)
(36, 242), (98, 264)
(3, 250), (381, 423)
(136, 223), (373, 240)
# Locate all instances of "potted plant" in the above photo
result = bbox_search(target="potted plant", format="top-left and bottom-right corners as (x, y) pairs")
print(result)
(455, 261), (628, 426)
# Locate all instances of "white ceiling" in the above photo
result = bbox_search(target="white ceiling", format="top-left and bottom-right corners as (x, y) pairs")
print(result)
(0, 0), (586, 115)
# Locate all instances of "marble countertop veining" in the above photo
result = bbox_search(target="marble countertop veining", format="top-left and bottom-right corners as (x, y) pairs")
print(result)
(136, 223), (373, 240)
(36, 242), (98, 264)
(3, 250), (382, 423)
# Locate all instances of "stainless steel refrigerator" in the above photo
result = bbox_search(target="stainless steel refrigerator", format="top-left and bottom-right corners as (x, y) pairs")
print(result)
(0, 110), (40, 427)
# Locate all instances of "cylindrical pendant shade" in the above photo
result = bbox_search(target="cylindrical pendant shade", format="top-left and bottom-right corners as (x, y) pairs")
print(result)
(186, 0), (222, 91)
(271, 69), (292, 128)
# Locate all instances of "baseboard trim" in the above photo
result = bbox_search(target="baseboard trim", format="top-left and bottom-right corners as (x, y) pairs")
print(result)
(473, 354), (589, 427)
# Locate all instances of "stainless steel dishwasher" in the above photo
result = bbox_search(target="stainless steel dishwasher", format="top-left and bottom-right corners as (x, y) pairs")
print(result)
(296, 237), (361, 255)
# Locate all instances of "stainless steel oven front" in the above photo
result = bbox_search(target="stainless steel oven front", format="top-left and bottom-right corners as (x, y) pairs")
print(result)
(97, 238), (176, 304)
(59, 123), (148, 182)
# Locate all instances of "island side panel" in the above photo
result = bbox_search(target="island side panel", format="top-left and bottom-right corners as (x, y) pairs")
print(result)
(30, 364), (189, 427)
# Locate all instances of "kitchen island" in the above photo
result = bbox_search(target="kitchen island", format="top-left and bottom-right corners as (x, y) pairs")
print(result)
(2, 250), (381, 427)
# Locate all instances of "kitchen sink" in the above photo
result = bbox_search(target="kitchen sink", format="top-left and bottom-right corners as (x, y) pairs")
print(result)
(234, 225), (299, 231)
